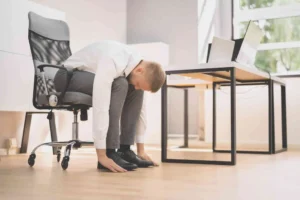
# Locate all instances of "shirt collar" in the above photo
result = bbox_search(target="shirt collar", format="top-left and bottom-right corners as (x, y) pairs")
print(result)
(124, 55), (143, 77)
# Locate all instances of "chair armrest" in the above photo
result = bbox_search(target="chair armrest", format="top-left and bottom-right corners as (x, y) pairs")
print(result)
(37, 64), (74, 106)
(37, 64), (66, 72)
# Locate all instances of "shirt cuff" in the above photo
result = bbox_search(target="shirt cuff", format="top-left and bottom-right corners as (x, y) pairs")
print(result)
(93, 138), (106, 149)
(135, 134), (144, 144)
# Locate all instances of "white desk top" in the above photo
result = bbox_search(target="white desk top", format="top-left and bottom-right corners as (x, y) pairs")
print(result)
(167, 61), (285, 85)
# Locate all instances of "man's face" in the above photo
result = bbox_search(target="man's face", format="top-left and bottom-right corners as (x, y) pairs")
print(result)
(129, 67), (151, 91)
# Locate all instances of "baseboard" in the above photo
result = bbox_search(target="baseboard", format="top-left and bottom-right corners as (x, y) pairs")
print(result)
(168, 134), (198, 139)
(288, 144), (300, 150)
(0, 148), (20, 156)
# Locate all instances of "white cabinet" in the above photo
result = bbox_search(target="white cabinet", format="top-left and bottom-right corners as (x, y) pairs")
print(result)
(0, 0), (65, 112)
(0, 52), (33, 111)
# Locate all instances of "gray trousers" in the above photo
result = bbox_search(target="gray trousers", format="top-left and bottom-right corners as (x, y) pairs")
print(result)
(106, 77), (144, 149)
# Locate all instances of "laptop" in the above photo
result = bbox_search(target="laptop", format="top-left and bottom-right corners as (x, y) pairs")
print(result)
(207, 21), (264, 68)
(207, 36), (235, 63)
(235, 21), (264, 67)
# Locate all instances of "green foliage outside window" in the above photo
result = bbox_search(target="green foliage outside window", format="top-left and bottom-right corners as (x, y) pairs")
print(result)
(238, 0), (300, 73)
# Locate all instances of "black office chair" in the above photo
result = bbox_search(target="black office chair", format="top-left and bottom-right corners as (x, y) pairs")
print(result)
(27, 12), (94, 170)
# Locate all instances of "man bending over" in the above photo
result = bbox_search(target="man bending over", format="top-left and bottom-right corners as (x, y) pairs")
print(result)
(64, 40), (166, 172)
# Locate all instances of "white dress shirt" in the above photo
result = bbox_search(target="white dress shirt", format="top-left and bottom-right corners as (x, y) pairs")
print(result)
(63, 40), (147, 149)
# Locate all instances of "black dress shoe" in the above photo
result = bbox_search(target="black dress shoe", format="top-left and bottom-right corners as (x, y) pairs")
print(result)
(97, 151), (138, 171)
(118, 149), (153, 168)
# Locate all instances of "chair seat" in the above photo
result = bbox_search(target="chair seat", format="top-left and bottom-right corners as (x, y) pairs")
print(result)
(54, 69), (95, 107)
(63, 92), (92, 106)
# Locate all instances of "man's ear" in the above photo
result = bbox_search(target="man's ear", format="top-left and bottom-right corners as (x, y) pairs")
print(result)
(136, 66), (144, 73)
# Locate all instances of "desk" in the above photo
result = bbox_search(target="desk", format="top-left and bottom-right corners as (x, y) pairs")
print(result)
(162, 62), (287, 165)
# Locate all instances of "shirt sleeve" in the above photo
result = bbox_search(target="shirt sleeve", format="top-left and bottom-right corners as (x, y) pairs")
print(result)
(135, 93), (147, 143)
(92, 57), (117, 149)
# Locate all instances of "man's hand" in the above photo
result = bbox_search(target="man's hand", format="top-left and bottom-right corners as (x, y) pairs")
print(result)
(97, 149), (127, 173)
(138, 151), (159, 166)
(137, 143), (159, 166)
(98, 156), (127, 172)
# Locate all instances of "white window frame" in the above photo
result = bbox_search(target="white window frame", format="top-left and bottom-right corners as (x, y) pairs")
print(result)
(233, 0), (300, 74)
(198, 0), (217, 63)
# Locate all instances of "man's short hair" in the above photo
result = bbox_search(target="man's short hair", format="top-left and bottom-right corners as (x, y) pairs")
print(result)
(144, 61), (166, 93)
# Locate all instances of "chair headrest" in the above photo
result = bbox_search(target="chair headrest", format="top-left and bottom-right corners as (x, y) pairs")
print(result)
(28, 11), (69, 41)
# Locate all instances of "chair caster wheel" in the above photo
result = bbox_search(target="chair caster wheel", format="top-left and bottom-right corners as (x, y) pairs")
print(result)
(28, 154), (36, 167)
(57, 152), (61, 162)
(61, 156), (69, 170)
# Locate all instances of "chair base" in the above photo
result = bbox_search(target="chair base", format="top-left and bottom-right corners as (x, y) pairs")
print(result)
(27, 140), (94, 170)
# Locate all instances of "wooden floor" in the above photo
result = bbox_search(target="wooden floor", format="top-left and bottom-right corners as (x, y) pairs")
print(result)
(1, 148), (300, 200)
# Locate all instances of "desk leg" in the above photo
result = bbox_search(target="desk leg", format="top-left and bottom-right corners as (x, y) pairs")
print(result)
(268, 80), (274, 154)
(212, 82), (217, 152)
(180, 89), (189, 148)
(230, 68), (236, 165)
(20, 112), (32, 153)
(161, 82), (168, 162)
(184, 89), (189, 147)
(281, 85), (288, 149)
(270, 81), (287, 154)
(271, 81), (276, 154)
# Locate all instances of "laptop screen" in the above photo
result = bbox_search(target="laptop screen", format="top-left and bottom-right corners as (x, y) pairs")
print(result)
(206, 21), (263, 67)
(235, 21), (264, 67)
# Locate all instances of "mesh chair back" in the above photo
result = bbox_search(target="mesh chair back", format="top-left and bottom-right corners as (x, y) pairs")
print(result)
(28, 12), (72, 109)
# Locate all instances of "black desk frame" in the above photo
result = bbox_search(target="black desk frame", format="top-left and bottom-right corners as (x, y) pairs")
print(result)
(161, 67), (287, 166)
(213, 79), (287, 154)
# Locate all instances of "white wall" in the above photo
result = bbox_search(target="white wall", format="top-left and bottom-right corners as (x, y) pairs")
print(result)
(127, 0), (200, 141)
(167, 88), (200, 137)
(130, 43), (169, 144)
(214, 0), (232, 40)
(284, 78), (300, 147)
(31, 0), (127, 51)
(0, 0), (127, 150)
(127, 0), (198, 67)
